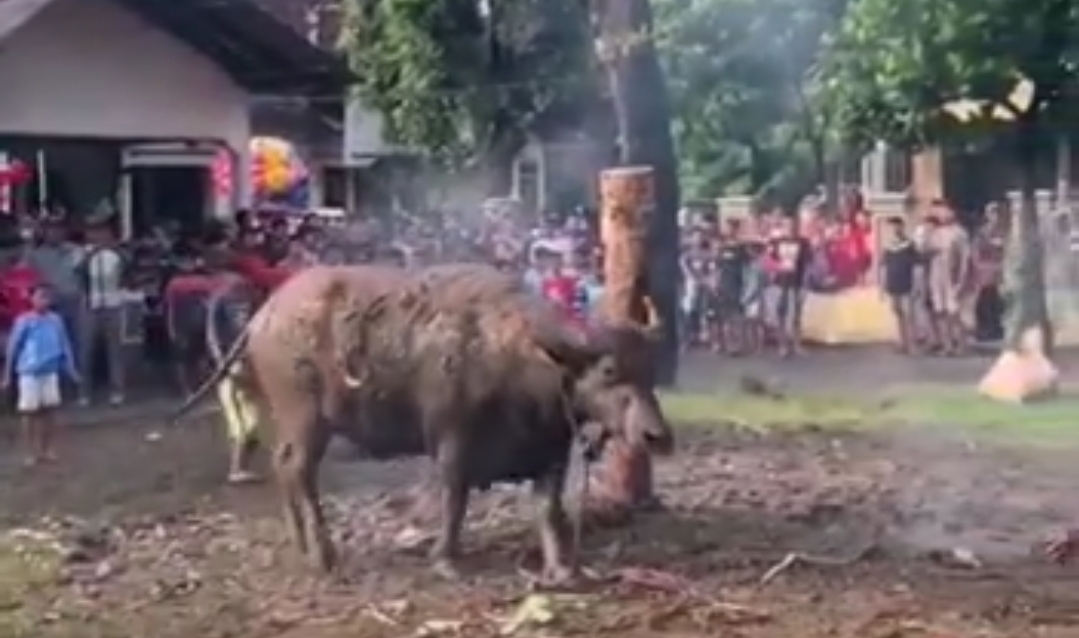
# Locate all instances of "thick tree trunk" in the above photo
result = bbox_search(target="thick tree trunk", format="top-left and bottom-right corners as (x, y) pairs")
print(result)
(589, 0), (680, 516)
(594, 0), (680, 386)
(483, 135), (521, 199)
(978, 128), (1059, 402)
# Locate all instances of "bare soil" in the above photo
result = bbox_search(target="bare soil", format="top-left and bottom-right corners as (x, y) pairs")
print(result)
(2, 403), (1079, 638)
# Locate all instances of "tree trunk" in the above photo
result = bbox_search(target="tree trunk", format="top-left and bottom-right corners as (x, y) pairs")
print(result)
(589, 0), (680, 516)
(1056, 136), (1071, 209)
(978, 125), (1059, 402)
(746, 142), (770, 195)
(594, 0), (679, 385)
(483, 133), (522, 199)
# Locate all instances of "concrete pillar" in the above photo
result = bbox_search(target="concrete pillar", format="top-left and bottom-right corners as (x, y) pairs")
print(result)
(910, 146), (944, 207)
(860, 140), (888, 193)
(234, 140), (252, 212)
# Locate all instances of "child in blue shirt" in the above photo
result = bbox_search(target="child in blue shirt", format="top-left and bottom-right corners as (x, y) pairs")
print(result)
(3, 285), (79, 466)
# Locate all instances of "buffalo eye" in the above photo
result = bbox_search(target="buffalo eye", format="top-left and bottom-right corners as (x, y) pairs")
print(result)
(596, 356), (618, 385)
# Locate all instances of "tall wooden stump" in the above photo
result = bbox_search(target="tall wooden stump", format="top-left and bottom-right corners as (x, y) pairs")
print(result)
(589, 166), (660, 517)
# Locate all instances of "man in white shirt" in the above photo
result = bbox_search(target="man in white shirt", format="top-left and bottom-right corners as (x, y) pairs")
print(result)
(77, 218), (127, 405)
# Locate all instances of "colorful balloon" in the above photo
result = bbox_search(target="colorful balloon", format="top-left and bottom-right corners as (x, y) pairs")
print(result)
(249, 137), (307, 197)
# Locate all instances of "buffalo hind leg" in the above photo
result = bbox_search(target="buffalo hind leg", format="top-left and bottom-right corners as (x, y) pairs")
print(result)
(273, 439), (308, 556)
(429, 435), (470, 579)
(273, 419), (336, 572)
(534, 460), (577, 585)
(298, 424), (335, 571)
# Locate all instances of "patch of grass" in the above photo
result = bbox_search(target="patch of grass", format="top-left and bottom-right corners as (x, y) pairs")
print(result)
(0, 533), (64, 637)
(661, 390), (874, 430)
(660, 385), (1079, 448)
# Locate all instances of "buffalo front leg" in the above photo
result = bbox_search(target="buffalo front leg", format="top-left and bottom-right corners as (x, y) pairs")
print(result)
(534, 460), (576, 585)
(428, 435), (470, 579)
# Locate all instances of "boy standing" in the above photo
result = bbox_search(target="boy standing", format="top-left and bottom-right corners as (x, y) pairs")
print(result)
(4, 285), (79, 465)
(880, 217), (919, 352)
(767, 216), (813, 356)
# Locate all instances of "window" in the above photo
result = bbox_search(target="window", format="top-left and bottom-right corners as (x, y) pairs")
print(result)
(322, 167), (346, 208)
(885, 147), (911, 193)
(515, 159), (540, 213)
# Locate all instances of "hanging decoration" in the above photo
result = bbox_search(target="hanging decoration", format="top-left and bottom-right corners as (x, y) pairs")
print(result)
(212, 148), (234, 200)
(0, 159), (31, 187)
(249, 137), (309, 204)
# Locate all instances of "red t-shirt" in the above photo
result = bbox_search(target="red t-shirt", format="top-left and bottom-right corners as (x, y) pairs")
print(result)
(0, 265), (39, 330)
(233, 253), (293, 292)
(541, 274), (579, 319)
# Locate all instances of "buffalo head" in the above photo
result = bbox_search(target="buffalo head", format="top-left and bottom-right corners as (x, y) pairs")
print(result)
(536, 299), (674, 455)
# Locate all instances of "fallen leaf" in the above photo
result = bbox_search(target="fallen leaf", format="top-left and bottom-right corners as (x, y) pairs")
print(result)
(394, 526), (434, 550)
(499, 594), (558, 635)
(413, 619), (465, 637)
(615, 567), (691, 594)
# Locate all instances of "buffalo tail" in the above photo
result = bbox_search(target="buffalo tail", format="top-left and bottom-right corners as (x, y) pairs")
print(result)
(169, 280), (252, 425)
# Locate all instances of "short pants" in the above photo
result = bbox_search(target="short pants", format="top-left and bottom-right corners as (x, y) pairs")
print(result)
(217, 376), (258, 443)
(18, 373), (61, 412)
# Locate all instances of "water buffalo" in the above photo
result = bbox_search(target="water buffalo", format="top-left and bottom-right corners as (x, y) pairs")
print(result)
(176, 264), (673, 581)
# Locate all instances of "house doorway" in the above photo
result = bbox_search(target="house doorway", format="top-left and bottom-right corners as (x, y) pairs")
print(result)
(129, 165), (207, 235)
(120, 142), (222, 239)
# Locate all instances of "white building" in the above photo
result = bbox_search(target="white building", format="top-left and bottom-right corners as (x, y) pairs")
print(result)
(0, 0), (348, 235)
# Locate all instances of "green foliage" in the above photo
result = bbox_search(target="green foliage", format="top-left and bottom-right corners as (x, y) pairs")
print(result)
(339, 0), (594, 170)
(822, 0), (1079, 353)
(654, 0), (846, 202)
(823, 0), (1079, 149)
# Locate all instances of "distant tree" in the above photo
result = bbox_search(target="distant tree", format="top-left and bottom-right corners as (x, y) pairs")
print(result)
(339, 0), (595, 195)
(655, 0), (846, 205)
(824, 0), (1079, 400)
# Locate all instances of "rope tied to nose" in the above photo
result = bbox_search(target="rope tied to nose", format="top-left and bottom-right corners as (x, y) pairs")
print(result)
(560, 389), (602, 571)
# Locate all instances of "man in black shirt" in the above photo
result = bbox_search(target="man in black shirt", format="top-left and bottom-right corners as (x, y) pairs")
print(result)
(880, 216), (918, 353)
(767, 216), (812, 356)
(712, 235), (750, 354)
(679, 237), (714, 349)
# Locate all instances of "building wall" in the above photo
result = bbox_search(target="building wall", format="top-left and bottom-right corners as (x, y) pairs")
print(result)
(0, 0), (250, 150)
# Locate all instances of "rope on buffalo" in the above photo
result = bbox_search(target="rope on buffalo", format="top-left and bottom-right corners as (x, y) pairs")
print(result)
(560, 389), (594, 572)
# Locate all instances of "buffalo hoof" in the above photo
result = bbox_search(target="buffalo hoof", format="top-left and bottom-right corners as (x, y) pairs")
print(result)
(431, 557), (463, 581)
(635, 495), (667, 513)
(311, 543), (338, 574)
(539, 563), (580, 589)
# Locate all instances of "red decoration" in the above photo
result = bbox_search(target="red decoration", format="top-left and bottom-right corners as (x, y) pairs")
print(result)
(212, 150), (233, 199)
(0, 159), (30, 186)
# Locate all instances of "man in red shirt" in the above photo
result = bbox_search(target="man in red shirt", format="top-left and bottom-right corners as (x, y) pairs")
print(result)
(231, 231), (293, 293)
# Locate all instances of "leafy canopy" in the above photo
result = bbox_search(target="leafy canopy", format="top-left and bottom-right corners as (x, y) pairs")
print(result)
(339, 0), (594, 169)
(654, 0), (845, 201)
(823, 0), (1079, 149)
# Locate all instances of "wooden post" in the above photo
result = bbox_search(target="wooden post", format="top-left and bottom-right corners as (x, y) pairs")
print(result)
(599, 166), (653, 323)
(590, 165), (659, 514)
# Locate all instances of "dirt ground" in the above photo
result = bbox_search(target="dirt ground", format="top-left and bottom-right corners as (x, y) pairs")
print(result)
(2, 352), (1079, 638)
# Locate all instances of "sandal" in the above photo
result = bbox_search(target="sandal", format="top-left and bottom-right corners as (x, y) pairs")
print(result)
(227, 470), (260, 484)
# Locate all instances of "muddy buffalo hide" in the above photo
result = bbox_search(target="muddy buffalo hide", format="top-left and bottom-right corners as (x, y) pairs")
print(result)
(336, 277), (579, 487)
